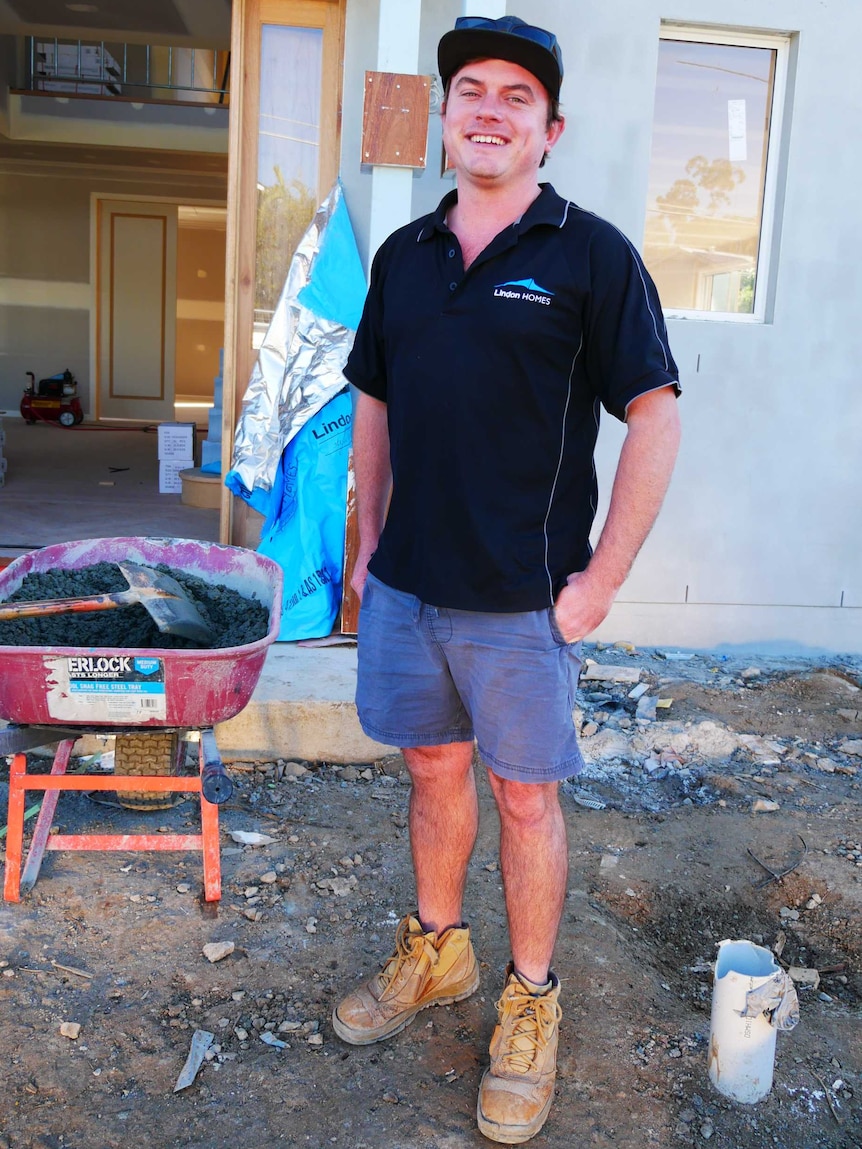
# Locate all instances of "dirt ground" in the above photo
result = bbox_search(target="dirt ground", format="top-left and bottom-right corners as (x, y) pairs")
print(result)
(1, 647), (861, 1149)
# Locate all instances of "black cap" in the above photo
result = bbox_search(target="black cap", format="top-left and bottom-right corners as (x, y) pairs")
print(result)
(438, 15), (564, 101)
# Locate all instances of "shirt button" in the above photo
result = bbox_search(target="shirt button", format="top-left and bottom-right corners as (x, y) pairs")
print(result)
(448, 249), (455, 258)
(449, 281), (457, 291)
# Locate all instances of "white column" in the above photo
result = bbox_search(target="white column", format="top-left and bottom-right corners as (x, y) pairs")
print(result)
(462, 1), (507, 16)
(367, 0), (422, 263)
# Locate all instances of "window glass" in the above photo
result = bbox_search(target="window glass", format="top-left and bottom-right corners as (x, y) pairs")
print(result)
(644, 37), (777, 316)
(253, 24), (323, 341)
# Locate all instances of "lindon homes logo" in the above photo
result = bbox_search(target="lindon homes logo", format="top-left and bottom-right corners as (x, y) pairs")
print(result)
(493, 278), (554, 306)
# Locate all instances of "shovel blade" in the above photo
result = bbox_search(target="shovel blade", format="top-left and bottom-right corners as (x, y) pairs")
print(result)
(118, 561), (214, 645)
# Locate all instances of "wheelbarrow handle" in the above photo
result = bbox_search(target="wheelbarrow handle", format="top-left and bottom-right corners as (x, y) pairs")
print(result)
(200, 727), (233, 804)
(202, 765), (233, 804)
(0, 590), (138, 621)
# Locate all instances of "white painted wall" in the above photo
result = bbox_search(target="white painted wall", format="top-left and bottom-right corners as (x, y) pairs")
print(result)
(340, 0), (862, 654)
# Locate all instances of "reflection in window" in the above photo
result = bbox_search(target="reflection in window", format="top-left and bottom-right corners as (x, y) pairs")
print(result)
(254, 25), (323, 337)
(644, 35), (780, 317)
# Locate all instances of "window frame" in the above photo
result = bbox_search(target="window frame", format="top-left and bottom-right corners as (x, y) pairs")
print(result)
(648, 22), (790, 324)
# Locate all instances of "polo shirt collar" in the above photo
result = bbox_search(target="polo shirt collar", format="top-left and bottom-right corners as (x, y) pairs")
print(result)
(417, 183), (569, 243)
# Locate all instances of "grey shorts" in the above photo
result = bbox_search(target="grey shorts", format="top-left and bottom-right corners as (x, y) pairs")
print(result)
(355, 574), (585, 784)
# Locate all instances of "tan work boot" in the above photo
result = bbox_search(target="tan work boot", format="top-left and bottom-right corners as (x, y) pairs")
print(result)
(477, 966), (562, 1144)
(331, 913), (479, 1045)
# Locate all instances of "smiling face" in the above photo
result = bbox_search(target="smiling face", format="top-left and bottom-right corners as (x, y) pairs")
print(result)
(441, 58), (565, 193)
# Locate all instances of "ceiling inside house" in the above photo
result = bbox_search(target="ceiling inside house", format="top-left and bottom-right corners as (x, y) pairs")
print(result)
(0, 134), (228, 176)
(0, 1), (231, 174)
(0, 0), (231, 47)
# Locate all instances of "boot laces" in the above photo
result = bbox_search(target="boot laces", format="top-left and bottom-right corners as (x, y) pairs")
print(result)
(375, 917), (440, 999)
(495, 986), (562, 1075)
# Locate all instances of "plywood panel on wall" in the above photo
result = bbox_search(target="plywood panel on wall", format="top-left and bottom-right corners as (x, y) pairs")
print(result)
(362, 72), (430, 167)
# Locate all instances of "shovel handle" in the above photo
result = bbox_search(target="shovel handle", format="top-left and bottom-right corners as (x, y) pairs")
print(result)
(0, 590), (137, 621)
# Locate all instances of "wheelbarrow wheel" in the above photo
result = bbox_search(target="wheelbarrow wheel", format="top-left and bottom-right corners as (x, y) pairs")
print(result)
(114, 731), (183, 811)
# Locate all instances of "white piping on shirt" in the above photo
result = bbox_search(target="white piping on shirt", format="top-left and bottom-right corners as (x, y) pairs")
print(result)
(543, 333), (583, 603)
(589, 397), (600, 519)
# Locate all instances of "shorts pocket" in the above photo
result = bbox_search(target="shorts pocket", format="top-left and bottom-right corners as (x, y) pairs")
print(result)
(547, 606), (569, 646)
(359, 572), (377, 611)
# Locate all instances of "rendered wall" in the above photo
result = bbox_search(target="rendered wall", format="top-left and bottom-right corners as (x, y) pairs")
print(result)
(338, 0), (861, 653)
(0, 167), (226, 416)
(535, 0), (861, 654)
(175, 224), (226, 400)
(0, 174), (92, 410)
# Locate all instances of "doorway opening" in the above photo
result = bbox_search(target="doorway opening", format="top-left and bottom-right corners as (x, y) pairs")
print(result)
(175, 204), (227, 430)
(94, 195), (227, 430)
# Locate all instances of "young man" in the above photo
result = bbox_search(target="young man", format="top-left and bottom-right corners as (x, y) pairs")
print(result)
(334, 15), (681, 1144)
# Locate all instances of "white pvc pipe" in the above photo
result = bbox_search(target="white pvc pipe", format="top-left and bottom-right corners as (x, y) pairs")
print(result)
(708, 939), (780, 1104)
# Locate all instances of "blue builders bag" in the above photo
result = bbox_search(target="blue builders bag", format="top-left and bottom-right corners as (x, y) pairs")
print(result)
(257, 391), (352, 641)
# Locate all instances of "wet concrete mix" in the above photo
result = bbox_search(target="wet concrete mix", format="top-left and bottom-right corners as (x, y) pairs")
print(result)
(0, 562), (270, 650)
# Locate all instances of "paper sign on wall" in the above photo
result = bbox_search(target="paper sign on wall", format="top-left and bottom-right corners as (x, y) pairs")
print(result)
(728, 99), (747, 163)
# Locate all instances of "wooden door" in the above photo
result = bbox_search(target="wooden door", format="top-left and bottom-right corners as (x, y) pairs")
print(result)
(97, 199), (178, 421)
(222, 0), (345, 546)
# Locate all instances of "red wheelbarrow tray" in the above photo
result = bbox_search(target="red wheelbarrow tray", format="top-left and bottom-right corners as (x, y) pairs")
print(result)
(0, 537), (283, 728)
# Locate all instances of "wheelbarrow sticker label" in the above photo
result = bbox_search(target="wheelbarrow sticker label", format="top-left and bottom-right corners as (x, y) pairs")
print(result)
(45, 656), (167, 722)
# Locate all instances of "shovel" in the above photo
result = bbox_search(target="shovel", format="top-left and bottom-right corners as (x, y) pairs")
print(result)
(0, 561), (214, 645)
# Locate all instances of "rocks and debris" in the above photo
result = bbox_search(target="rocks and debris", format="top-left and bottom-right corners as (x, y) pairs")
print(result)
(834, 838), (862, 866)
(636, 695), (658, 721)
(571, 794), (607, 811)
(50, 958), (93, 979)
(748, 836), (807, 886)
(582, 661), (642, 684)
(752, 797), (780, 812)
(259, 1031), (288, 1050)
(789, 967), (821, 990)
(316, 875), (357, 896)
(202, 941), (235, 964)
(229, 831), (276, 846)
(173, 1029), (214, 1092)
(59, 1022), (81, 1040)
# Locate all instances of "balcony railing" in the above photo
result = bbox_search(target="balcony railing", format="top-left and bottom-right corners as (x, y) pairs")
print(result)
(23, 37), (230, 105)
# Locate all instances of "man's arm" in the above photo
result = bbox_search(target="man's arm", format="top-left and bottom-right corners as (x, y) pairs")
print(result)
(350, 388), (392, 600)
(553, 385), (681, 643)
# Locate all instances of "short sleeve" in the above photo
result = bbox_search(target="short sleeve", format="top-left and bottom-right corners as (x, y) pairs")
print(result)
(582, 224), (680, 422)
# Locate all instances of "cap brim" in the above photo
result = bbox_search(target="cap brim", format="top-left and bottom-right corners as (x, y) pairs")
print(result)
(438, 28), (561, 100)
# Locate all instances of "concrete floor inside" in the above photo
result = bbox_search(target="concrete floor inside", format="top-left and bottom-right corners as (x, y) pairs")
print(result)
(0, 418), (220, 560)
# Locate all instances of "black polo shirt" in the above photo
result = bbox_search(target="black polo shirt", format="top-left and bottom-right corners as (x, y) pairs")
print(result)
(344, 183), (679, 613)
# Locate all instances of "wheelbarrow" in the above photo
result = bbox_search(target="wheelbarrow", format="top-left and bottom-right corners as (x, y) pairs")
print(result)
(0, 537), (283, 901)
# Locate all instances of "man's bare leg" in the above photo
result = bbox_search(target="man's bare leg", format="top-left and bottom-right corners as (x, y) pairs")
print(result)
(485, 774), (567, 984)
(331, 736), (480, 1045)
(403, 741), (478, 933)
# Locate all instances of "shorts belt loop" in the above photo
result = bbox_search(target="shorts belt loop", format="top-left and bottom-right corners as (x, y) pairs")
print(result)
(411, 596), (421, 624)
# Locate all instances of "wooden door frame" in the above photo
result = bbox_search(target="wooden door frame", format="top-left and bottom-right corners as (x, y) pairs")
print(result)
(221, 0), (346, 545)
